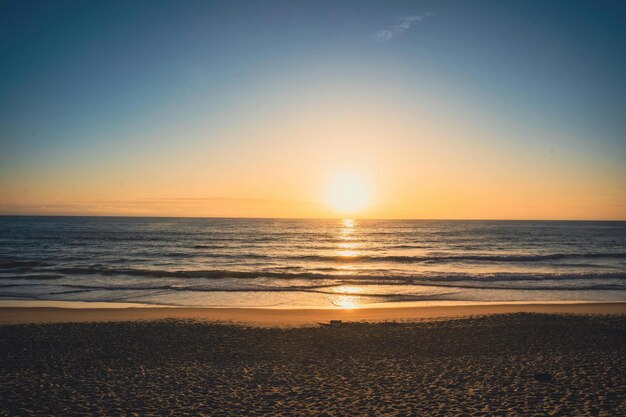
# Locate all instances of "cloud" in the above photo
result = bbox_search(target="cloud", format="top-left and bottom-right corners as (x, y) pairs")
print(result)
(375, 13), (434, 42)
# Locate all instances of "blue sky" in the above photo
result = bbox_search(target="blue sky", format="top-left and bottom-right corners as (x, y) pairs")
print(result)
(1, 0), (625, 218)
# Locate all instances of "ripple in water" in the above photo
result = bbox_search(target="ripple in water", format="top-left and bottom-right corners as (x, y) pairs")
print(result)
(0, 217), (625, 308)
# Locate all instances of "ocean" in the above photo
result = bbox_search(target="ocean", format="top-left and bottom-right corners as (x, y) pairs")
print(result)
(1, 216), (625, 308)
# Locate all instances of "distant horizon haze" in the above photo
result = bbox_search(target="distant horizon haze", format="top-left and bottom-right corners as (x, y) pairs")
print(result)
(0, 214), (625, 222)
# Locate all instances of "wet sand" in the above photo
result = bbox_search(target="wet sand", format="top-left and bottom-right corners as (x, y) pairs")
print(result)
(0, 306), (625, 416)
(1, 301), (625, 326)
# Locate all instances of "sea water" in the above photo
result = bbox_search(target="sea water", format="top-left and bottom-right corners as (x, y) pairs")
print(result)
(1, 217), (625, 308)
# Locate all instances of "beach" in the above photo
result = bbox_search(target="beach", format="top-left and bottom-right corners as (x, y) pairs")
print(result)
(1, 303), (625, 416)
(3, 0), (626, 414)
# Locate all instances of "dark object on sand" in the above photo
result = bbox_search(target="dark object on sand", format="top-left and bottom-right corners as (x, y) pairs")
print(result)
(534, 372), (555, 383)
(317, 320), (343, 326)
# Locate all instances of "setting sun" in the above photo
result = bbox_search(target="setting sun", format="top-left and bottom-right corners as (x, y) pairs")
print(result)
(326, 174), (372, 215)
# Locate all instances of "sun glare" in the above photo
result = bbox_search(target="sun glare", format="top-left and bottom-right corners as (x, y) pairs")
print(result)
(327, 174), (372, 214)
(333, 295), (360, 309)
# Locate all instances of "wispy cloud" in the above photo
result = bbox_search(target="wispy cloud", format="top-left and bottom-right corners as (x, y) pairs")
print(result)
(375, 13), (434, 42)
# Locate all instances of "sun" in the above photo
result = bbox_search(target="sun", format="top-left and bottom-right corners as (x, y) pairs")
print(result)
(326, 173), (372, 214)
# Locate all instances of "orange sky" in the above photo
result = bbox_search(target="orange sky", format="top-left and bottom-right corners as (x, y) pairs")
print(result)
(2, 92), (624, 220)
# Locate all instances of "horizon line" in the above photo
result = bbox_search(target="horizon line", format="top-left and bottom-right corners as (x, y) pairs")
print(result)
(0, 214), (625, 222)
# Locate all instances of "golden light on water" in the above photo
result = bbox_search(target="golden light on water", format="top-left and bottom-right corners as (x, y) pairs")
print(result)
(341, 218), (355, 228)
(332, 284), (364, 309)
(338, 241), (360, 249)
(336, 218), (361, 258)
(339, 220), (356, 241)
(334, 285), (364, 294)
(333, 295), (360, 309)
(331, 219), (365, 309)
(336, 250), (360, 258)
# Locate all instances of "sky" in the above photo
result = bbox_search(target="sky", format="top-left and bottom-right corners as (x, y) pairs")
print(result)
(1, 0), (625, 219)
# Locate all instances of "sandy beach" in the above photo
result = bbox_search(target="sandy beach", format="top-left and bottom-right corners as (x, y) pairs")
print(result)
(1, 304), (625, 416)
(1, 301), (625, 326)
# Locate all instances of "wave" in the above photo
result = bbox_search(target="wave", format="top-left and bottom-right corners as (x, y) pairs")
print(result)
(3, 252), (624, 276)
(87, 251), (626, 263)
(6, 265), (626, 284)
(0, 260), (51, 269)
(0, 274), (64, 280)
(2, 280), (624, 296)
(210, 251), (626, 263)
(293, 252), (626, 263)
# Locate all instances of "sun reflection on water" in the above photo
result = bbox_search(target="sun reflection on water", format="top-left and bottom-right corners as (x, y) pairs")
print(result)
(333, 295), (360, 309)
(335, 250), (360, 258)
(338, 242), (360, 249)
(339, 218), (356, 239)
(342, 218), (355, 228)
(336, 218), (360, 257)
(334, 285), (363, 294)
(334, 265), (359, 273)
(330, 219), (365, 308)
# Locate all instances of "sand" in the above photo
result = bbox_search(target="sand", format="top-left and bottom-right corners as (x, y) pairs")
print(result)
(1, 301), (625, 326)
(1, 304), (625, 416)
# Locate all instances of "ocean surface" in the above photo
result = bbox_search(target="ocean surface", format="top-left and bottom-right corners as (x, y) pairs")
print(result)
(1, 216), (625, 308)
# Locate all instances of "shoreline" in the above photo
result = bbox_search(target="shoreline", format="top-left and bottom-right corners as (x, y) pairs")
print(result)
(1, 301), (624, 326)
